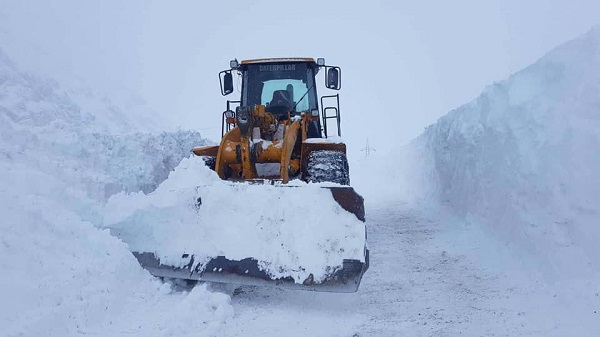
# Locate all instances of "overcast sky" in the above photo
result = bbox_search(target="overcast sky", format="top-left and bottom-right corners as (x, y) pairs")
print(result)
(1, 0), (599, 155)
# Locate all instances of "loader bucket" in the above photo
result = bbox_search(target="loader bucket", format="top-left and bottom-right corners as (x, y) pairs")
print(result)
(125, 185), (369, 293)
(133, 249), (368, 293)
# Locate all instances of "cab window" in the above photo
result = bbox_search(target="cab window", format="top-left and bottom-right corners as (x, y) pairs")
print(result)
(242, 62), (317, 115)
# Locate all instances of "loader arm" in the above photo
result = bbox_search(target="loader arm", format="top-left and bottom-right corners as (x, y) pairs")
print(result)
(279, 121), (300, 183)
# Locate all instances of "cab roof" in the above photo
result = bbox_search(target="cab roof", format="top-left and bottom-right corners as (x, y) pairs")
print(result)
(240, 57), (316, 65)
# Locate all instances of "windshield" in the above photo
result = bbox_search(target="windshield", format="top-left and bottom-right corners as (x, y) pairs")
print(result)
(241, 62), (317, 114)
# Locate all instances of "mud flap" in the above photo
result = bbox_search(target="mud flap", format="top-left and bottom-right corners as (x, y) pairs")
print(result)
(327, 186), (365, 221)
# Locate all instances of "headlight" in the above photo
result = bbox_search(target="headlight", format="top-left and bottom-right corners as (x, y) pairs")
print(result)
(311, 109), (319, 117)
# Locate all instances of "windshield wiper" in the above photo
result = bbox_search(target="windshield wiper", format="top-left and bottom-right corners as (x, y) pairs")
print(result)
(290, 82), (315, 113)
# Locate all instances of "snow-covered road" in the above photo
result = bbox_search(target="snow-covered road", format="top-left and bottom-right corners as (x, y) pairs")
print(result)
(212, 199), (599, 336)
(211, 199), (480, 336)
(217, 200), (478, 336)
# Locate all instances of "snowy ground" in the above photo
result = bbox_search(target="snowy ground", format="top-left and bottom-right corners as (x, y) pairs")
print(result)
(6, 192), (597, 336)
(214, 198), (599, 336)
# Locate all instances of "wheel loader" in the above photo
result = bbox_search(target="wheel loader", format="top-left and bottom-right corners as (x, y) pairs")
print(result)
(132, 58), (369, 292)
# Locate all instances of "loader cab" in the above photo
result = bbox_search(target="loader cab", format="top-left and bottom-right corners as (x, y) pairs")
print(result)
(219, 58), (342, 138)
(241, 60), (319, 118)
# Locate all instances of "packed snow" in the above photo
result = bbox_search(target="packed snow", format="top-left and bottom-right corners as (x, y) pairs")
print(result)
(103, 156), (366, 282)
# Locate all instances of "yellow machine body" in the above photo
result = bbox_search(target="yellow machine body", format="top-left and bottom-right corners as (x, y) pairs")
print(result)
(192, 105), (344, 184)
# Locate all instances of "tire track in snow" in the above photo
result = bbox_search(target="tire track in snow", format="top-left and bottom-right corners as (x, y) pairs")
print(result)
(216, 200), (518, 336)
(357, 201), (506, 336)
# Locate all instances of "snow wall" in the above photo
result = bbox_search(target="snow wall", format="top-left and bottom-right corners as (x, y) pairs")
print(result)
(397, 26), (600, 279)
(0, 49), (234, 336)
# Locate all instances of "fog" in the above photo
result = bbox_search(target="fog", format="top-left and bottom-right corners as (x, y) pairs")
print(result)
(1, 0), (599, 156)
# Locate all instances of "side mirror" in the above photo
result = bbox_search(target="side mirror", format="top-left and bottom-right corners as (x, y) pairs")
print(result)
(219, 70), (234, 96)
(326, 67), (341, 90)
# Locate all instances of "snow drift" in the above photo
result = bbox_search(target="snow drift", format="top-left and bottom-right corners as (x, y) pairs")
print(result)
(0, 49), (234, 336)
(0, 48), (208, 199)
(401, 26), (600, 278)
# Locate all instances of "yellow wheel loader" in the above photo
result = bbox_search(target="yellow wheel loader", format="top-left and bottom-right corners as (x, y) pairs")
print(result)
(133, 58), (369, 292)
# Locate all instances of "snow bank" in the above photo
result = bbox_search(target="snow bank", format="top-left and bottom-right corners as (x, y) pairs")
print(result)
(0, 50), (233, 335)
(0, 161), (233, 336)
(0, 47), (211, 199)
(104, 156), (367, 283)
(402, 26), (600, 278)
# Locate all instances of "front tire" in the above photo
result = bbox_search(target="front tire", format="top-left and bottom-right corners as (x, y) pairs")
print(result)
(304, 150), (350, 185)
(202, 156), (216, 171)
